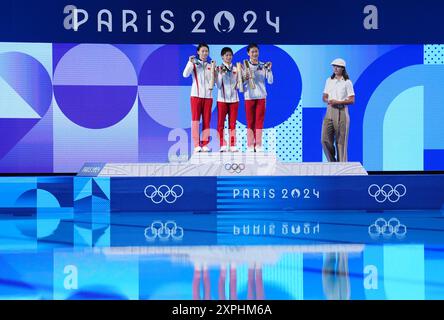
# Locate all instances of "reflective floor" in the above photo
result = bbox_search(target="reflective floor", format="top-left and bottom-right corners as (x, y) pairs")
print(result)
(0, 210), (443, 299)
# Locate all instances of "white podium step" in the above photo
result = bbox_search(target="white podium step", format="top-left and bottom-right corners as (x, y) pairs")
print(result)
(95, 153), (367, 177)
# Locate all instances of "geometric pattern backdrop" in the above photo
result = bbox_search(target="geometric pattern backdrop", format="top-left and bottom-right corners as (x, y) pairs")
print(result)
(0, 43), (443, 172)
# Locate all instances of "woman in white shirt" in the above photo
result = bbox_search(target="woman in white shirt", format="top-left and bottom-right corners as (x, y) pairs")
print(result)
(321, 58), (355, 162)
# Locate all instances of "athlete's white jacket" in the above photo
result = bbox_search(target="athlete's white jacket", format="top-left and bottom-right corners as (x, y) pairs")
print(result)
(216, 63), (240, 103)
(182, 59), (214, 99)
(243, 61), (273, 100)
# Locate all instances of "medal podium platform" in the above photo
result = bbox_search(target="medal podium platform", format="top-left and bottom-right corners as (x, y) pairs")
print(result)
(74, 154), (444, 212)
(94, 153), (368, 177)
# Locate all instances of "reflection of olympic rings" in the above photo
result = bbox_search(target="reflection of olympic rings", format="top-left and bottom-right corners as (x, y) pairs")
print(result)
(144, 185), (184, 204)
(144, 220), (184, 241)
(368, 217), (407, 239)
(224, 163), (245, 174)
(368, 184), (407, 203)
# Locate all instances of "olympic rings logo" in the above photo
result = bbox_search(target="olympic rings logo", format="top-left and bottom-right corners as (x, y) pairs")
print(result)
(144, 185), (184, 204)
(224, 163), (245, 174)
(144, 220), (184, 241)
(368, 184), (406, 203)
(368, 217), (407, 239)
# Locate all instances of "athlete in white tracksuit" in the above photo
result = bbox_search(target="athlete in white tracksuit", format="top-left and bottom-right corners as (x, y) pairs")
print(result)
(242, 44), (273, 152)
(216, 47), (241, 152)
(183, 43), (215, 153)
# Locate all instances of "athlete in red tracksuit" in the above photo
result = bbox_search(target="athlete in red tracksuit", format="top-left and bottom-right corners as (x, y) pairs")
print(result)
(242, 44), (273, 153)
(216, 47), (240, 152)
(183, 44), (215, 153)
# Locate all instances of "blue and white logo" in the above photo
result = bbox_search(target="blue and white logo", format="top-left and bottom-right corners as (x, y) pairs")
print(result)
(368, 184), (406, 203)
(214, 11), (235, 33)
(144, 184), (184, 204)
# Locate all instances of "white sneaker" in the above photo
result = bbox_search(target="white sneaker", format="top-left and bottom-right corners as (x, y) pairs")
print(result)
(246, 147), (255, 153)
(230, 146), (239, 152)
(255, 146), (264, 152)
(201, 146), (210, 152)
(220, 146), (228, 152)
(194, 146), (202, 153)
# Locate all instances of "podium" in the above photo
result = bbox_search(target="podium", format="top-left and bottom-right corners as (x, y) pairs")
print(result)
(93, 153), (368, 177)
(75, 154), (444, 212)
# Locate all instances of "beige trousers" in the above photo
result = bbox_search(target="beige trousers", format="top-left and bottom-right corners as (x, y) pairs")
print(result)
(321, 105), (350, 162)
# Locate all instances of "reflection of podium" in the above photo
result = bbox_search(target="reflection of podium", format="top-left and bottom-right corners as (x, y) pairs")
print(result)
(94, 153), (368, 177)
(100, 244), (365, 264)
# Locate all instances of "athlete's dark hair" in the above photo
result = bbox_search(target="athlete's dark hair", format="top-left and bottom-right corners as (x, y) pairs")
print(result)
(247, 43), (259, 52)
(197, 43), (209, 51)
(221, 47), (233, 56)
